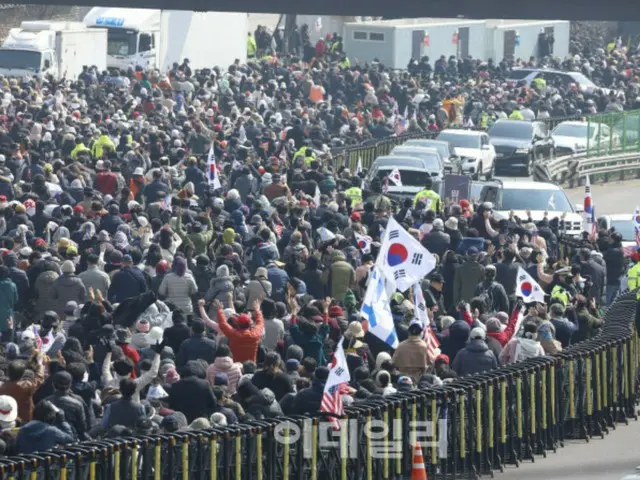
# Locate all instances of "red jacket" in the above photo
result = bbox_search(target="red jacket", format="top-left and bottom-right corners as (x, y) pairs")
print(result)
(487, 307), (519, 346)
(95, 172), (118, 196)
(120, 344), (140, 378)
(217, 309), (265, 363)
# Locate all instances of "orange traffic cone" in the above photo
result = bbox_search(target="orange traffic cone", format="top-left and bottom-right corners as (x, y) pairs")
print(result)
(411, 443), (427, 480)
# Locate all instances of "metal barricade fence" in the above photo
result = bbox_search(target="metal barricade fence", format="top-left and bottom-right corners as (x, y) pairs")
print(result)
(4, 284), (640, 478)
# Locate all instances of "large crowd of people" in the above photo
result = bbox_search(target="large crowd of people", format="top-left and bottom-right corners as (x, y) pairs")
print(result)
(0, 22), (636, 456)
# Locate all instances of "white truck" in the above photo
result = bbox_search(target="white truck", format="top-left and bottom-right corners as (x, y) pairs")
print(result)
(0, 21), (107, 80)
(83, 7), (248, 73)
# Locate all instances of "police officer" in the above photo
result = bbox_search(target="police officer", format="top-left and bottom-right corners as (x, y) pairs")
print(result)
(627, 252), (640, 298)
(413, 175), (441, 213)
(550, 267), (575, 307)
(344, 176), (363, 209)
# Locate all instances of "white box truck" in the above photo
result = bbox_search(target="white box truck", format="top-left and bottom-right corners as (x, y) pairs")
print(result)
(83, 7), (247, 73)
(0, 21), (108, 80)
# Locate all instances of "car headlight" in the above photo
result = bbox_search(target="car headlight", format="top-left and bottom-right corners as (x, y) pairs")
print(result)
(515, 148), (529, 154)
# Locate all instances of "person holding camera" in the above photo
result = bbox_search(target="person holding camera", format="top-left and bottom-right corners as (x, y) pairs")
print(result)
(15, 400), (76, 454)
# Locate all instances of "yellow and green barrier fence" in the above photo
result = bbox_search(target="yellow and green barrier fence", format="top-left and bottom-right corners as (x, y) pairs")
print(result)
(1, 247), (639, 480)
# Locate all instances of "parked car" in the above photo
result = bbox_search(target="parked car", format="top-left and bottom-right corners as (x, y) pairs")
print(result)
(389, 145), (444, 181)
(479, 179), (583, 237)
(436, 129), (495, 180)
(552, 120), (619, 156)
(488, 119), (555, 176)
(506, 68), (611, 95)
(402, 138), (456, 173)
(365, 155), (442, 201)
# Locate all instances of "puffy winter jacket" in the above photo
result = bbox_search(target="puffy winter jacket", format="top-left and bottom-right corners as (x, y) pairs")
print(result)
(207, 356), (243, 395)
(158, 272), (198, 314)
(34, 270), (60, 319)
(16, 420), (75, 454)
(205, 276), (234, 309)
(452, 339), (498, 376)
(51, 274), (87, 317)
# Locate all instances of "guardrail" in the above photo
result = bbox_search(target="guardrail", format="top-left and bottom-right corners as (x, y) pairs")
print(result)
(1, 252), (638, 480)
(539, 150), (640, 186)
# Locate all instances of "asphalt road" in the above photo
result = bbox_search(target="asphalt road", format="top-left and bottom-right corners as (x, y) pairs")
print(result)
(499, 418), (640, 480)
(565, 179), (640, 216)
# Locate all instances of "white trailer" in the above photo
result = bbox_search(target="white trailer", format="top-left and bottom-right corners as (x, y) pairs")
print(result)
(83, 7), (247, 72)
(158, 10), (247, 72)
(0, 21), (107, 80)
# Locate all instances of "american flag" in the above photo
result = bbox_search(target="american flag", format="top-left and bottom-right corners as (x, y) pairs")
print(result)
(321, 336), (351, 430)
(622, 245), (637, 258)
(274, 223), (284, 238)
(394, 105), (408, 136)
(424, 322), (441, 363)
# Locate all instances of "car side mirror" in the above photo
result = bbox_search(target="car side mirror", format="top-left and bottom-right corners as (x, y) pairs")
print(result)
(575, 203), (584, 213)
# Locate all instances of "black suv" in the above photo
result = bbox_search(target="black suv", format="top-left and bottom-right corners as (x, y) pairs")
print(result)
(488, 120), (555, 176)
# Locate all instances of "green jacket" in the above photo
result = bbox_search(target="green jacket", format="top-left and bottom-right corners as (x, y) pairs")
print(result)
(176, 215), (214, 256)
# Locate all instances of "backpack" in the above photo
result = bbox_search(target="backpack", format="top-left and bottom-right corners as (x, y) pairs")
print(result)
(475, 285), (494, 313)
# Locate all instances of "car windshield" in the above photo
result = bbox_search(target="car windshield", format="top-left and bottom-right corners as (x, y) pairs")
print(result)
(553, 123), (595, 138)
(489, 122), (533, 139)
(610, 219), (635, 242)
(437, 132), (480, 149)
(391, 151), (441, 170)
(376, 169), (429, 187)
(423, 142), (451, 159)
(105, 28), (137, 56)
(570, 72), (596, 87)
(500, 188), (573, 212)
(0, 50), (41, 71)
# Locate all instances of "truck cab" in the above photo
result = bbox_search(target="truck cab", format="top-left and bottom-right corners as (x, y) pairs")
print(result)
(84, 7), (159, 71)
(0, 24), (58, 78)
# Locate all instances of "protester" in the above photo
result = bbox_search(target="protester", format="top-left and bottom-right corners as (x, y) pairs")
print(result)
(0, 24), (632, 453)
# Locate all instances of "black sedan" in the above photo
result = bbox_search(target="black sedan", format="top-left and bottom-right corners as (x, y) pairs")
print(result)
(488, 119), (555, 176)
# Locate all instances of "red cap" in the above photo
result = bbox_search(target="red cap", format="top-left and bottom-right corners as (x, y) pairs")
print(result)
(236, 314), (251, 328)
(258, 166), (266, 174)
(299, 200), (309, 207)
(34, 238), (47, 247)
(329, 306), (344, 318)
(133, 111), (140, 119)
(0, 195), (7, 202)
(350, 212), (361, 221)
(459, 199), (470, 209)
(435, 354), (450, 365)
(73, 205), (84, 214)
